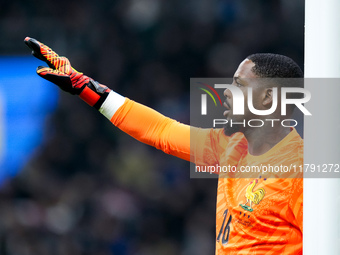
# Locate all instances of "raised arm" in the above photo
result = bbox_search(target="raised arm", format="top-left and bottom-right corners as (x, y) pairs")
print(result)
(24, 37), (195, 161)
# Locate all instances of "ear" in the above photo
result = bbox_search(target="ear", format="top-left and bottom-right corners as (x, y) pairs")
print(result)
(262, 88), (273, 107)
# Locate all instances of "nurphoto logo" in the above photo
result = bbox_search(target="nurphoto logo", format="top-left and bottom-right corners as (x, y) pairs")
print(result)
(213, 84), (311, 116)
(198, 82), (311, 128)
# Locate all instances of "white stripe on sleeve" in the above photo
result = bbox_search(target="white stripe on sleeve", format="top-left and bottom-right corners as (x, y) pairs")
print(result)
(99, 91), (126, 120)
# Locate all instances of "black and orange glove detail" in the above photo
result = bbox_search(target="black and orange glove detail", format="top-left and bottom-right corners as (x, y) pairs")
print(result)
(24, 37), (110, 109)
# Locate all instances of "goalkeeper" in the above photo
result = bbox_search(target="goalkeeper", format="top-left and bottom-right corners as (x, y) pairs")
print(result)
(24, 37), (303, 255)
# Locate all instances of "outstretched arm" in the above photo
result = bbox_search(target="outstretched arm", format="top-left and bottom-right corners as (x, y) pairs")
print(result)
(24, 37), (195, 161)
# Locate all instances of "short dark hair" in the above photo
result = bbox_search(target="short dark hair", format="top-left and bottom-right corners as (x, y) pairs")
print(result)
(247, 53), (303, 78)
(247, 53), (304, 112)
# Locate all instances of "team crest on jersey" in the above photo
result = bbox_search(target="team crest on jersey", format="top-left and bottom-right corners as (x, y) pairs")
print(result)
(239, 178), (266, 212)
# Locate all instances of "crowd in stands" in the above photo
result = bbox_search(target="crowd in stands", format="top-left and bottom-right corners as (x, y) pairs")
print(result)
(0, 0), (304, 254)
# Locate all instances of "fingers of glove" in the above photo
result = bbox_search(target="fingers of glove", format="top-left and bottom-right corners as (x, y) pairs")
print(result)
(24, 37), (48, 63)
(56, 56), (72, 74)
(24, 37), (60, 70)
(37, 66), (77, 95)
(37, 66), (64, 76)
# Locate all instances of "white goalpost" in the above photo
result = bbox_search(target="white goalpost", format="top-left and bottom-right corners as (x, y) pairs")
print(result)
(304, 0), (340, 254)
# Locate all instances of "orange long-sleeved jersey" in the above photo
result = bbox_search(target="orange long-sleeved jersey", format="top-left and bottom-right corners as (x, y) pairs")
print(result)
(107, 97), (303, 255)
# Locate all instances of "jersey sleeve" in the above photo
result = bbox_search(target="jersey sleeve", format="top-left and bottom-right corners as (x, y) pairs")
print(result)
(107, 97), (228, 165)
(110, 98), (191, 161)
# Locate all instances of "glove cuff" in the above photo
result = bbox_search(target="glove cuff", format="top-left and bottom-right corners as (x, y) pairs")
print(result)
(78, 80), (110, 109)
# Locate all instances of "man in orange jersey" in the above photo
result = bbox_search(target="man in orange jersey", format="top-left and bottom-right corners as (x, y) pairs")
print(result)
(25, 37), (303, 254)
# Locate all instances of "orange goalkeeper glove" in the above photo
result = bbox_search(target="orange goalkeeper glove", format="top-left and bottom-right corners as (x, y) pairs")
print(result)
(24, 37), (111, 109)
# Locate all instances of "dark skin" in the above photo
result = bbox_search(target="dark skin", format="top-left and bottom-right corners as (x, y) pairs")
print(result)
(223, 59), (291, 156)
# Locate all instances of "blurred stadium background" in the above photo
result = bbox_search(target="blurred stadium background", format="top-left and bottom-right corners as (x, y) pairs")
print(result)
(0, 1), (304, 254)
